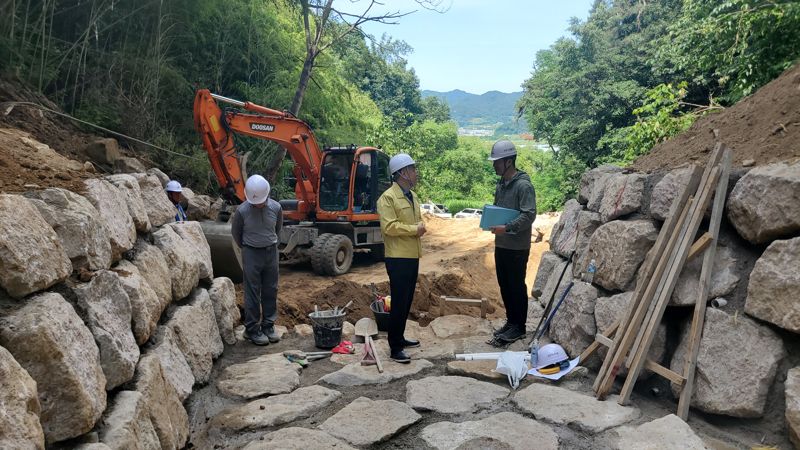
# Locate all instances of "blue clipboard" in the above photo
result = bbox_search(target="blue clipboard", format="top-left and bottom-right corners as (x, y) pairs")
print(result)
(479, 204), (520, 230)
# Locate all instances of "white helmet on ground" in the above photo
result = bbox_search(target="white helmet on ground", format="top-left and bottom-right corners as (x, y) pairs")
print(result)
(534, 343), (569, 370)
(389, 153), (415, 175)
(165, 180), (182, 193)
(245, 175), (270, 204)
(488, 140), (517, 161)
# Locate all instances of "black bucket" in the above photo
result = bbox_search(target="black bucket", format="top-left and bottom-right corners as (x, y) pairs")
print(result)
(370, 301), (390, 332)
(308, 310), (346, 349)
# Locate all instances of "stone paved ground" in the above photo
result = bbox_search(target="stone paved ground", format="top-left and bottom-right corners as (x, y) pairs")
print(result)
(185, 317), (774, 449)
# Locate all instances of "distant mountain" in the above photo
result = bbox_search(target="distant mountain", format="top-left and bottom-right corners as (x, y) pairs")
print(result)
(422, 89), (526, 133)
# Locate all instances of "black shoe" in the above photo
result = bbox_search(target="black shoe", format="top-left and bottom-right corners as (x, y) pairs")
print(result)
(497, 324), (526, 343)
(390, 350), (411, 364)
(243, 330), (270, 346)
(493, 322), (512, 337)
(402, 339), (420, 348)
(263, 325), (281, 343)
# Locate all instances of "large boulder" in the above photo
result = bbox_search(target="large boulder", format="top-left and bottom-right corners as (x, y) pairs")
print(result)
(181, 187), (216, 221)
(129, 239), (172, 310)
(83, 179), (136, 261)
(745, 236), (800, 333)
(599, 173), (647, 222)
(113, 260), (163, 345)
(573, 211), (602, 279)
(84, 138), (122, 166)
(132, 174), (176, 227)
(0, 345), (44, 449)
(613, 414), (707, 450)
(579, 165), (623, 208)
(97, 391), (160, 449)
(549, 281), (598, 360)
(0, 194), (72, 298)
(106, 174), (151, 233)
(594, 291), (667, 375)
(25, 188), (112, 271)
(146, 327), (195, 401)
(152, 226), (200, 301)
(208, 277), (241, 345)
(72, 270), (139, 390)
(169, 221), (213, 280)
(146, 168), (170, 187)
(539, 260), (573, 307)
(132, 355), (189, 449)
(165, 289), (224, 384)
(670, 245), (740, 306)
(532, 251), (563, 299)
(586, 220), (658, 292)
(727, 162), (800, 243)
(113, 157), (147, 174)
(670, 307), (785, 417)
(650, 166), (696, 221)
(0, 293), (106, 443)
(787, 367), (800, 449)
(549, 199), (582, 258)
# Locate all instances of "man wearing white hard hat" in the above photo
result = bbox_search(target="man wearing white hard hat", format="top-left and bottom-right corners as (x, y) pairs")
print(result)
(231, 175), (283, 346)
(487, 140), (536, 345)
(165, 180), (188, 222)
(377, 153), (425, 364)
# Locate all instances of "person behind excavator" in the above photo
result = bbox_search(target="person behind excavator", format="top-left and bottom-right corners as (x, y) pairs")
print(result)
(487, 140), (536, 345)
(165, 180), (187, 222)
(231, 175), (283, 346)
(377, 153), (425, 364)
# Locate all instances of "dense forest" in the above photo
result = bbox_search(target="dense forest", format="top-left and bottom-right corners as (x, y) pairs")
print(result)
(1, 0), (799, 213)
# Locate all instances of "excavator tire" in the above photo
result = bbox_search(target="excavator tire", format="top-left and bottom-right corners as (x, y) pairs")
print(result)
(321, 234), (354, 276)
(310, 233), (333, 275)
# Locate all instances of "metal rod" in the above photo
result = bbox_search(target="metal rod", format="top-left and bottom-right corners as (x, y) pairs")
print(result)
(455, 351), (531, 361)
(210, 93), (245, 107)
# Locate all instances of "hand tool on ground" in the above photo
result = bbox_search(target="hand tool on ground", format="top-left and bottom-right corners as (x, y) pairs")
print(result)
(354, 317), (378, 343)
(362, 335), (383, 373)
(526, 250), (576, 364)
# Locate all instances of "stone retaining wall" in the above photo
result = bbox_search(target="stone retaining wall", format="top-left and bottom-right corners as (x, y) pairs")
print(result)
(0, 169), (237, 449)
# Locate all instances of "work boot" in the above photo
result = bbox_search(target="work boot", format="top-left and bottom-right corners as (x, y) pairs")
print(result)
(497, 324), (526, 343)
(243, 329), (270, 346)
(402, 338), (420, 348)
(263, 325), (281, 343)
(390, 350), (411, 364)
(493, 322), (512, 337)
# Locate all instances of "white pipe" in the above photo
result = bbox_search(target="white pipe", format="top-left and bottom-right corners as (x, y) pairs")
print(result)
(711, 298), (727, 308)
(455, 351), (531, 361)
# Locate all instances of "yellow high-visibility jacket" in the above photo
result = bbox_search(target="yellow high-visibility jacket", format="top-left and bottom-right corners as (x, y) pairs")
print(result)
(377, 182), (423, 258)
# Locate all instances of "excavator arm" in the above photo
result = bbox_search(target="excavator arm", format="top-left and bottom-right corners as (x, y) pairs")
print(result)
(193, 89), (322, 213)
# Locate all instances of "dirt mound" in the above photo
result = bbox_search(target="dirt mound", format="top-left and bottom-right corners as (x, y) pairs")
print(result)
(631, 63), (800, 172)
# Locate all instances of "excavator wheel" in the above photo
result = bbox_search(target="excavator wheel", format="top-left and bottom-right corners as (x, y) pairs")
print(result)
(310, 233), (333, 275)
(321, 234), (354, 276)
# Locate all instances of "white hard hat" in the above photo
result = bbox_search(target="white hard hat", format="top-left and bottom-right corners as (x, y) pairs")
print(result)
(534, 343), (569, 369)
(488, 140), (517, 161)
(389, 153), (415, 175)
(165, 180), (182, 193)
(245, 175), (270, 204)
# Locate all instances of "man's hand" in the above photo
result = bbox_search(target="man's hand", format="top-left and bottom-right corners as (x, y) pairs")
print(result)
(490, 225), (506, 235)
(417, 223), (427, 237)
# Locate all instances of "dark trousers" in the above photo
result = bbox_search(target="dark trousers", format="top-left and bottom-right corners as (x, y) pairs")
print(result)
(385, 257), (419, 353)
(495, 247), (530, 327)
(242, 244), (279, 335)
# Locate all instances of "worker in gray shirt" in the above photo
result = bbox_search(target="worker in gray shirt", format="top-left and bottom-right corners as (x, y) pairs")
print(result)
(231, 175), (283, 346)
(487, 140), (536, 345)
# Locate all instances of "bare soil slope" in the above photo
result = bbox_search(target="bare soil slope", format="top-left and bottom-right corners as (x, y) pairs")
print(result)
(632, 63), (800, 172)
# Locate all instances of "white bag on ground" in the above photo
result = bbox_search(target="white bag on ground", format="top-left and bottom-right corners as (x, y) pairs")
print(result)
(496, 351), (528, 389)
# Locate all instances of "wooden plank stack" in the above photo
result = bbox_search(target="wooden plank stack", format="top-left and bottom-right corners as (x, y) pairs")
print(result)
(581, 142), (733, 421)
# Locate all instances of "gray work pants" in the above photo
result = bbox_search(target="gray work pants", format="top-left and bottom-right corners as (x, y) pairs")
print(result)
(242, 244), (279, 335)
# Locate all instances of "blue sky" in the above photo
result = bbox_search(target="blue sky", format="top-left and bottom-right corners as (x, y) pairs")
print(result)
(351, 0), (595, 94)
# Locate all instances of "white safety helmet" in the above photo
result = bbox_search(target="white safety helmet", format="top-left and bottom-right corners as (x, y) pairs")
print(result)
(244, 175), (270, 204)
(534, 343), (569, 370)
(165, 180), (182, 193)
(488, 140), (517, 161)
(389, 153), (415, 175)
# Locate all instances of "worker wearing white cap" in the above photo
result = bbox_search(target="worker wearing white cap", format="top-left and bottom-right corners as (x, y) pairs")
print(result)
(231, 175), (283, 346)
(165, 180), (187, 222)
(377, 153), (425, 364)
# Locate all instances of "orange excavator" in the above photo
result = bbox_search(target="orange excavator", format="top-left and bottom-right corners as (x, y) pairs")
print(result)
(193, 89), (391, 279)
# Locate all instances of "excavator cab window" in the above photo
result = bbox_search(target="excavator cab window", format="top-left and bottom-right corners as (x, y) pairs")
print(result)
(319, 153), (352, 211)
(376, 151), (392, 194)
(353, 152), (373, 213)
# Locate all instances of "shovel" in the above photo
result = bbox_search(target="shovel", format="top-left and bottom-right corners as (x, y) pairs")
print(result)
(354, 317), (378, 342)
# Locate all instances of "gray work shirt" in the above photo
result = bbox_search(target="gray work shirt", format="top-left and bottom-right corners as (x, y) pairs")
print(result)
(493, 170), (536, 250)
(231, 199), (283, 248)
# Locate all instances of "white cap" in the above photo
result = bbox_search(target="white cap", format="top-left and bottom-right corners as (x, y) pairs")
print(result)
(488, 140), (517, 161)
(165, 180), (182, 193)
(534, 343), (569, 369)
(389, 153), (415, 174)
(245, 175), (270, 204)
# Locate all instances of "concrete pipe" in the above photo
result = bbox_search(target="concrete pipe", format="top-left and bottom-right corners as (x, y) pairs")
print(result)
(200, 220), (243, 283)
